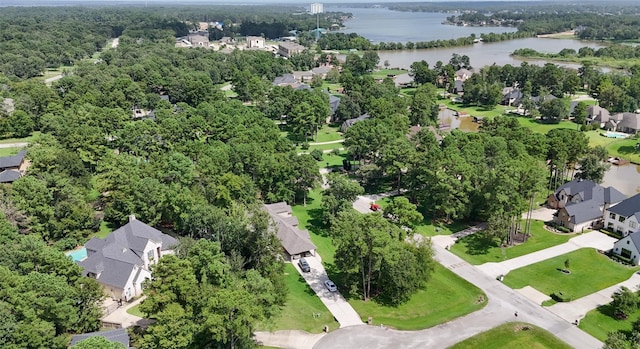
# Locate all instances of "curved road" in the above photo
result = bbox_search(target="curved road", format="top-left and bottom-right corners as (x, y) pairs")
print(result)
(313, 243), (602, 349)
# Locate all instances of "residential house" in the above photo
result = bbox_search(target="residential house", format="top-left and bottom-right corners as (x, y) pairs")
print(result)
(0, 149), (27, 183)
(264, 202), (316, 260)
(606, 112), (640, 135)
(604, 193), (640, 236)
(455, 68), (473, 81)
(70, 328), (132, 348)
(454, 80), (464, 94)
(550, 179), (627, 232)
(188, 32), (210, 47)
(293, 70), (314, 82)
(219, 37), (234, 44)
(273, 74), (298, 86)
(501, 87), (523, 107)
(393, 73), (414, 88)
(329, 94), (341, 117)
(311, 65), (332, 78)
(587, 105), (611, 128)
(246, 36), (265, 49)
(278, 42), (305, 58)
(79, 215), (177, 302)
(612, 231), (640, 265)
(340, 113), (370, 132)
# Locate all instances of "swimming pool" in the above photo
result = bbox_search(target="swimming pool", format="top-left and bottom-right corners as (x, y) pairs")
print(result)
(604, 131), (630, 139)
(65, 247), (87, 261)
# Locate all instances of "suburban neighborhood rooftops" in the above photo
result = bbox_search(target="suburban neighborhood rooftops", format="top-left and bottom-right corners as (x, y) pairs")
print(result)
(564, 200), (604, 224)
(264, 202), (316, 256)
(555, 179), (626, 207)
(70, 328), (132, 348)
(609, 193), (640, 219)
(273, 74), (297, 86)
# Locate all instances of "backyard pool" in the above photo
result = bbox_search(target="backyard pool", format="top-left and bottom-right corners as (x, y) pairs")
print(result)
(65, 247), (87, 261)
(603, 131), (630, 139)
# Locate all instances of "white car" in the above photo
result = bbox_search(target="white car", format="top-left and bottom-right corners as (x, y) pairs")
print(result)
(324, 279), (338, 292)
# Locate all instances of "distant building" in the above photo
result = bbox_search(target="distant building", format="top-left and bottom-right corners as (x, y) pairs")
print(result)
(0, 149), (27, 183)
(278, 42), (306, 58)
(187, 32), (209, 47)
(246, 36), (265, 49)
(310, 3), (324, 14)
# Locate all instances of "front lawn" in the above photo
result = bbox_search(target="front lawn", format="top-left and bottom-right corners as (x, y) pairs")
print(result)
(313, 124), (343, 143)
(259, 264), (339, 333)
(370, 69), (408, 79)
(450, 221), (574, 265)
(291, 188), (335, 264)
(126, 304), (145, 318)
(319, 152), (348, 168)
(449, 322), (572, 349)
(442, 100), (509, 119)
(376, 196), (469, 236)
(503, 248), (639, 301)
(579, 303), (640, 341)
(349, 263), (486, 330)
(0, 147), (20, 157)
(514, 117), (576, 134)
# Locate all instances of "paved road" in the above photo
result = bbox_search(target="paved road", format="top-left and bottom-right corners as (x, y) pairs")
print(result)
(352, 190), (407, 214)
(476, 231), (616, 279)
(0, 142), (28, 149)
(255, 330), (325, 349)
(294, 256), (363, 328)
(313, 244), (602, 349)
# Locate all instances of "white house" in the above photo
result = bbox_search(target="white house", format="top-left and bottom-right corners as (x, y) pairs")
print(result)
(79, 215), (177, 302)
(612, 231), (640, 265)
(605, 193), (640, 236)
(246, 36), (265, 49)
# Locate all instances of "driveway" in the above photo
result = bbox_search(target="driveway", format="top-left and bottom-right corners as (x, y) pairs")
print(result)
(476, 231), (616, 279)
(313, 244), (602, 349)
(352, 190), (406, 214)
(295, 256), (363, 328)
(522, 207), (556, 222)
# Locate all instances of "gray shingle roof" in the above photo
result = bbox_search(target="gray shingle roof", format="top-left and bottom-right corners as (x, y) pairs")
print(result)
(79, 218), (177, 289)
(627, 231), (640, 252)
(264, 202), (316, 256)
(556, 179), (599, 202)
(70, 328), (131, 348)
(609, 193), (640, 220)
(565, 200), (603, 224)
(0, 170), (21, 183)
(273, 74), (297, 85)
(0, 150), (25, 170)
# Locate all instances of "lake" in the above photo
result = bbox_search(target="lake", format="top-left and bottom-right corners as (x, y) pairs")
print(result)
(602, 163), (640, 197)
(330, 7), (607, 70)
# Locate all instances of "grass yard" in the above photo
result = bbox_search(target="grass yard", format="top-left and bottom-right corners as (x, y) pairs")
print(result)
(0, 147), (20, 157)
(370, 69), (408, 79)
(126, 304), (145, 318)
(321, 82), (343, 94)
(503, 248), (639, 301)
(579, 303), (640, 341)
(319, 151), (348, 168)
(376, 196), (469, 236)
(442, 100), (509, 119)
(313, 124), (343, 143)
(291, 188), (335, 264)
(450, 221), (574, 265)
(514, 117), (576, 134)
(303, 142), (344, 152)
(449, 322), (572, 349)
(260, 264), (339, 333)
(94, 221), (115, 239)
(349, 263), (486, 330)
(0, 132), (39, 144)
(585, 131), (640, 163)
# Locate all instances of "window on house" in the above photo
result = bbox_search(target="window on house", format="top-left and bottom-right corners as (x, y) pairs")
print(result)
(618, 226), (625, 234)
(147, 250), (154, 261)
(619, 216), (626, 223)
(630, 221), (638, 229)
(610, 212), (616, 219)
(621, 248), (632, 259)
(608, 222), (615, 229)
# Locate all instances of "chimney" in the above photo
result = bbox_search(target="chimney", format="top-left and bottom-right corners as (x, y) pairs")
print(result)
(129, 214), (136, 222)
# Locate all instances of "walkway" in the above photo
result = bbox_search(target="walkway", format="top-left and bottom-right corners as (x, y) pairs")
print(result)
(294, 255), (363, 328)
(0, 142), (28, 149)
(451, 223), (488, 239)
(476, 231), (617, 279)
(313, 244), (602, 349)
(547, 272), (640, 323)
(254, 330), (325, 349)
(101, 296), (151, 328)
(309, 139), (344, 146)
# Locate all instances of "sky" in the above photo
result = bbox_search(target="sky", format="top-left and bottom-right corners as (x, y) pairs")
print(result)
(6, 0), (554, 4)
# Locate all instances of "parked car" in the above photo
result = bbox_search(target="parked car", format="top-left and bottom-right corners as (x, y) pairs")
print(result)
(298, 258), (310, 272)
(324, 279), (337, 292)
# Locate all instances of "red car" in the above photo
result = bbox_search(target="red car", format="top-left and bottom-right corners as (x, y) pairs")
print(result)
(370, 203), (380, 211)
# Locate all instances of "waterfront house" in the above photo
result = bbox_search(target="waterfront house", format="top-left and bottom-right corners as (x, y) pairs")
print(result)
(604, 193), (640, 236)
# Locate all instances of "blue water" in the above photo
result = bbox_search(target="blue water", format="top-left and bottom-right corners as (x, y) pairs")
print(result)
(604, 131), (629, 139)
(66, 247), (87, 261)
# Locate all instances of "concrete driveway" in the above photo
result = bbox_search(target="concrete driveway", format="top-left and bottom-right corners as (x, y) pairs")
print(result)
(294, 256), (363, 328)
(521, 207), (556, 222)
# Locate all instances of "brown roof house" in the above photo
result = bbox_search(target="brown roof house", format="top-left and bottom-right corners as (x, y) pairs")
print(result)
(0, 149), (27, 183)
(587, 105), (611, 128)
(278, 42), (305, 58)
(606, 112), (640, 135)
(79, 215), (177, 302)
(264, 202), (316, 260)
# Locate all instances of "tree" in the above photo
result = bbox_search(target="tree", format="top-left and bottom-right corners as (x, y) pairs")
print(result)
(603, 331), (629, 349)
(410, 83), (438, 126)
(539, 98), (570, 124)
(410, 60), (436, 85)
(575, 153), (610, 183)
(384, 196), (424, 229)
(611, 286), (637, 319)
(362, 51), (380, 72)
(572, 101), (588, 128)
(321, 173), (364, 223)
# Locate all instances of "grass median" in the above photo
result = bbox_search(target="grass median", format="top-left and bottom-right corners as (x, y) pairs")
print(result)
(449, 322), (572, 349)
(502, 248), (638, 301)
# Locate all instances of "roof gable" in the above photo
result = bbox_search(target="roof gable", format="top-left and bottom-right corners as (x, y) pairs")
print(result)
(0, 150), (25, 170)
(609, 193), (640, 218)
(264, 202), (316, 255)
(564, 200), (603, 224)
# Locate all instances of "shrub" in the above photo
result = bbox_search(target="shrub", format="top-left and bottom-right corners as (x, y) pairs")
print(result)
(551, 291), (572, 302)
(310, 149), (324, 161)
(301, 142), (310, 150)
(53, 237), (80, 251)
(557, 225), (571, 233)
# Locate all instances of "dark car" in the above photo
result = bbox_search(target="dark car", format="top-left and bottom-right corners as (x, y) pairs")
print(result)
(298, 258), (311, 272)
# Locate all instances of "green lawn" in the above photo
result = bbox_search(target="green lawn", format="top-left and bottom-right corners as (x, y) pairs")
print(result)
(370, 69), (408, 79)
(291, 188), (335, 264)
(376, 196), (469, 236)
(349, 263), (486, 330)
(313, 124), (343, 143)
(126, 304), (145, 317)
(319, 152), (348, 168)
(259, 264), (339, 333)
(585, 130), (640, 163)
(0, 147), (20, 157)
(0, 132), (39, 144)
(449, 322), (572, 349)
(321, 82), (343, 94)
(514, 117), (576, 134)
(93, 221), (114, 239)
(442, 100), (509, 119)
(302, 142), (344, 152)
(503, 248), (639, 301)
(450, 221), (574, 265)
(579, 303), (640, 341)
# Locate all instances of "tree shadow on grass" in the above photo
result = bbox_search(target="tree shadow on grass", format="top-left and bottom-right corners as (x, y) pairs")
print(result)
(458, 233), (500, 255)
(617, 145), (640, 156)
(307, 207), (331, 238)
